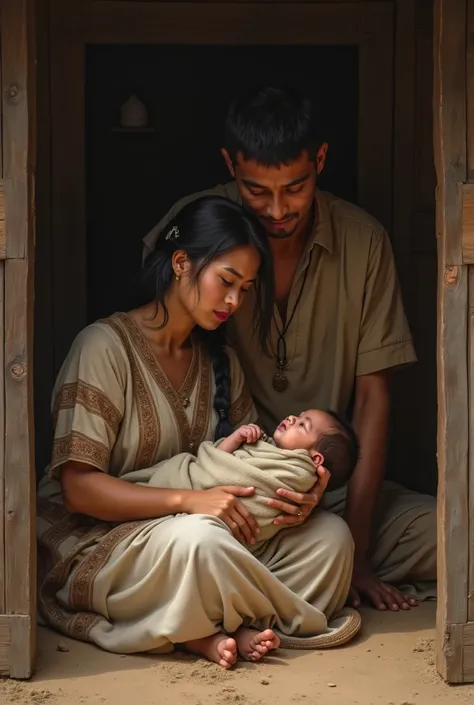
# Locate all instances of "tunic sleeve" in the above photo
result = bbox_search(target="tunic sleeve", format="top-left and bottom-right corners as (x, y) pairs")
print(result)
(226, 346), (257, 427)
(50, 323), (126, 477)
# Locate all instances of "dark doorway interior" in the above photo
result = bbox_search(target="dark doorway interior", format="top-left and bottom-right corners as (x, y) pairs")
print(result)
(85, 44), (359, 322)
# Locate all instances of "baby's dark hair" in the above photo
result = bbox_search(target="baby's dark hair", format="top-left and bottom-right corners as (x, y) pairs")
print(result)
(315, 410), (360, 491)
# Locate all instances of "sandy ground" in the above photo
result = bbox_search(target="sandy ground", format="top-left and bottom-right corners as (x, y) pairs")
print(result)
(2, 603), (474, 705)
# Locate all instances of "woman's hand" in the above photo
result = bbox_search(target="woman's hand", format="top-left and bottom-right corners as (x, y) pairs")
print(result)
(182, 486), (260, 545)
(269, 467), (330, 526)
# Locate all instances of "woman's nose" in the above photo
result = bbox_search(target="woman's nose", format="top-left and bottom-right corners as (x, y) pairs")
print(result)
(225, 291), (239, 310)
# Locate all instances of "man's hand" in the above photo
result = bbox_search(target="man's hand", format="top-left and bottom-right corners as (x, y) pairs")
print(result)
(268, 467), (330, 526)
(349, 556), (418, 611)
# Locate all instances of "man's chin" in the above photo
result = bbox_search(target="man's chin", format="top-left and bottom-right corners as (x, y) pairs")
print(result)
(264, 221), (300, 239)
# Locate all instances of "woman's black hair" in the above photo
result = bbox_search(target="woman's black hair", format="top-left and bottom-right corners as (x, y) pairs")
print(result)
(142, 195), (274, 440)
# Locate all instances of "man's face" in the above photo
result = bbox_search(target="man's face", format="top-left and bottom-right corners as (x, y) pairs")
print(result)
(221, 146), (327, 240)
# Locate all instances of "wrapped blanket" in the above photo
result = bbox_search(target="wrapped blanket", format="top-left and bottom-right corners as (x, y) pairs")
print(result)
(121, 439), (316, 549)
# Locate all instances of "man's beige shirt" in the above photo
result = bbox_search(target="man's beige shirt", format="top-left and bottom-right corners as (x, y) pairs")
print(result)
(143, 182), (417, 433)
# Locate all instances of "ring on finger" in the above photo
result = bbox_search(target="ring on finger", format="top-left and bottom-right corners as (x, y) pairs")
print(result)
(296, 509), (303, 517)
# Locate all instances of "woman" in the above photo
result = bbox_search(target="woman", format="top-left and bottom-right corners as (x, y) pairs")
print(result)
(37, 196), (359, 670)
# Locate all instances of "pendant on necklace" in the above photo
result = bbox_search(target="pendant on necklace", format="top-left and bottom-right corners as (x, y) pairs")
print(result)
(182, 396), (190, 408)
(273, 371), (288, 393)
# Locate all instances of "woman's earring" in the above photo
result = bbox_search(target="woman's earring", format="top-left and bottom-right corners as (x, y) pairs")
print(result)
(175, 274), (181, 282)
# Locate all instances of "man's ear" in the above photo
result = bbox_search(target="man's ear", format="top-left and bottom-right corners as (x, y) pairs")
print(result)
(310, 450), (325, 469)
(315, 142), (328, 176)
(221, 148), (235, 177)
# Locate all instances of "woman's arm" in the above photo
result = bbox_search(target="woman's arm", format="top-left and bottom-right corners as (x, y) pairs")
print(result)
(61, 461), (186, 522)
(61, 461), (260, 544)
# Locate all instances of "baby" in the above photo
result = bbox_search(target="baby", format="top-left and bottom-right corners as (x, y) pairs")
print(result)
(135, 408), (359, 551)
(219, 409), (359, 493)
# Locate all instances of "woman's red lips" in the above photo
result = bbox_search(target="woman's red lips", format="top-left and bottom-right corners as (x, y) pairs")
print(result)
(214, 311), (230, 322)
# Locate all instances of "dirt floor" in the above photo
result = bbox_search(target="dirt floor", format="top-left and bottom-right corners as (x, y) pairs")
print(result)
(1, 603), (474, 705)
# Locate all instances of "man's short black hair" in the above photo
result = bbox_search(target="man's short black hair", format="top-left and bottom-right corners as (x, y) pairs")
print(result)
(224, 84), (323, 166)
(316, 410), (360, 491)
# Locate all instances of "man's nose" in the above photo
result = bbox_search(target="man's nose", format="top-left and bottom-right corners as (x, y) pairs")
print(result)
(267, 197), (287, 221)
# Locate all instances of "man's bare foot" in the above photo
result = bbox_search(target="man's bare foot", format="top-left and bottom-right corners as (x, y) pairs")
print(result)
(184, 633), (238, 669)
(234, 627), (280, 662)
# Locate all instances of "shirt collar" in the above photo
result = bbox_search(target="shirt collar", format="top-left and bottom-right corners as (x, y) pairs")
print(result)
(308, 190), (334, 255)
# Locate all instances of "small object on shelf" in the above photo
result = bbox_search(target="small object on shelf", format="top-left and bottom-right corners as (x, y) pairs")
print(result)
(120, 93), (148, 128)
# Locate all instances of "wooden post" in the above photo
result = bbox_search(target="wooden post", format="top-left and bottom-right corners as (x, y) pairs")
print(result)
(434, 0), (474, 683)
(0, 0), (37, 679)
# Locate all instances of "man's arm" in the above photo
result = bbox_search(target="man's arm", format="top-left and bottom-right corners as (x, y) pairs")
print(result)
(345, 370), (390, 559)
(347, 227), (418, 610)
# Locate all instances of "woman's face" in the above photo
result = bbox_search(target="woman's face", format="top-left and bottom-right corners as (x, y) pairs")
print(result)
(177, 245), (261, 330)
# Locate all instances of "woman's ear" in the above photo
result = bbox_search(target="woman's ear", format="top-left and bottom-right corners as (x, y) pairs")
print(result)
(172, 250), (191, 277)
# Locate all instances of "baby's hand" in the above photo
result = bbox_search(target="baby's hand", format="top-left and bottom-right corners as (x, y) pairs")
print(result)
(237, 423), (262, 445)
(218, 424), (262, 454)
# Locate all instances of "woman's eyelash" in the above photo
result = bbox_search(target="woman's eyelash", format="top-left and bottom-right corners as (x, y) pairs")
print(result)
(221, 277), (232, 287)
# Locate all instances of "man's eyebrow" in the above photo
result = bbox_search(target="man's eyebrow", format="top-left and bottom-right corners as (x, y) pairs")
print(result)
(243, 173), (311, 189)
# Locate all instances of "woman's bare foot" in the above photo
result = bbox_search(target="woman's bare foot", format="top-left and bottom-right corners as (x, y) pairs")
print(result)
(234, 627), (280, 662)
(184, 633), (238, 669)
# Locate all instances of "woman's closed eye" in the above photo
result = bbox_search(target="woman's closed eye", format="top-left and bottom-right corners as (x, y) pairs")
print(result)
(221, 276), (251, 295)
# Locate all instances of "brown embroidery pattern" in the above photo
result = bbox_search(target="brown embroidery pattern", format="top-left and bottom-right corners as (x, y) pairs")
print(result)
(190, 347), (212, 450)
(229, 384), (254, 427)
(104, 315), (160, 469)
(118, 313), (211, 452)
(38, 517), (116, 642)
(52, 431), (110, 474)
(68, 520), (149, 614)
(53, 380), (122, 435)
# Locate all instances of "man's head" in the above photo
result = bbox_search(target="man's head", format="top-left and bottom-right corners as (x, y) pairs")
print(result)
(221, 85), (328, 240)
(273, 409), (359, 491)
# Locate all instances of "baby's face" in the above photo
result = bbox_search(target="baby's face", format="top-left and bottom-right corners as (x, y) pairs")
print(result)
(273, 410), (331, 452)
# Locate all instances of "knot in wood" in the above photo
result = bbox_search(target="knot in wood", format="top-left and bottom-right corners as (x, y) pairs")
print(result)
(444, 266), (458, 287)
(10, 362), (26, 379)
(6, 83), (20, 101)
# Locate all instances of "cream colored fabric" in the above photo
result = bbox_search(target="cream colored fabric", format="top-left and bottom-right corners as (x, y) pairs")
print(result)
(143, 183), (436, 600)
(121, 439), (316, 548)
(322, 480), (437, 600)
(37, 312), (361, 654)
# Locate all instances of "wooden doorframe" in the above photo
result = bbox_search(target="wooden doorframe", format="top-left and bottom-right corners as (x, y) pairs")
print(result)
(0, 0), (37, 679)
(48, 0), (395, 368)
(434, 0), (474, 683)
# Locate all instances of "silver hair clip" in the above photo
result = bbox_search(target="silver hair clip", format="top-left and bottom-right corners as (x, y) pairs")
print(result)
(165, 225), (180, 241)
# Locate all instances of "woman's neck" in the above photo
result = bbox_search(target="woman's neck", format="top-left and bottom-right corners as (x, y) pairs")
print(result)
(134, 298), (194, 354)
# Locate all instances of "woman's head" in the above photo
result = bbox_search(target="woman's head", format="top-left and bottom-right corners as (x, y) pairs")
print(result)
(142, 195), (274, 349)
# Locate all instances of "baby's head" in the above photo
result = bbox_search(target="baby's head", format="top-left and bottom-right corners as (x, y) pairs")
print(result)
(273, 409), (359, 491)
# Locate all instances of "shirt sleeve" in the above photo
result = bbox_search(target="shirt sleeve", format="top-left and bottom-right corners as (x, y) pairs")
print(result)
(50, 324), (126, 477)
(226, 346), (257, 427)
(356, 229), (417, 376)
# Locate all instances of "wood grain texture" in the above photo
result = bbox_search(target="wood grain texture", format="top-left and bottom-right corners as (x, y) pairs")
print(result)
(0, 0), (37, 680)
(0, 262), (4, 615)
(463, 183), (474, 262)
(52, 1), (392, 44)
(0, 183), (5, 258)
(467, 0), (474, 179)
(0, 615), (33, 679)
(469, 266), (474, 624)
(434, 0), (470, 683)
(4, 259), (36, 676)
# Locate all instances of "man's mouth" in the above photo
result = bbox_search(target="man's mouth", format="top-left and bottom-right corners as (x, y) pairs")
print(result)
(214, 310), (230, 322)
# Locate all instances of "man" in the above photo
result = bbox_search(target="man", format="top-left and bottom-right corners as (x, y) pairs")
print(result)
(143, 85), (436, 611)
